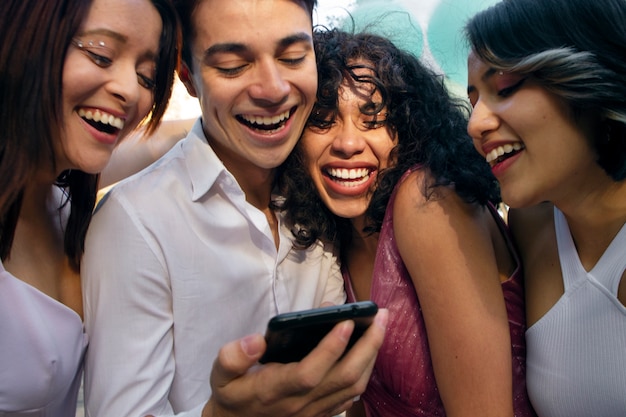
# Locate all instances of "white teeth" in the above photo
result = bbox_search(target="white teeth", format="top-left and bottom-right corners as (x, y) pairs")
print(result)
(485, 142), (524, 163)
(327, 167), (370, 179)
(241, 109), (290, 126)
(78, 108), (125, 129)
(326, 168), (371, 187)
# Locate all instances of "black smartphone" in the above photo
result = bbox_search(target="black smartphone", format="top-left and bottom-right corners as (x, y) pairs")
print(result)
(258, 301), (378, 364)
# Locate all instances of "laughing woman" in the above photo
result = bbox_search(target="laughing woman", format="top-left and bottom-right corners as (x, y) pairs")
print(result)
(466, 0), (626, 416)
(280, 28), (536, 417)
(0, 0), (179, 414)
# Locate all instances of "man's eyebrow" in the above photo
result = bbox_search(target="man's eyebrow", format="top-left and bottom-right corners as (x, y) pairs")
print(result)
(467, 67), (497, 95)
(202, 32), (313, 60)
(202, 42), (247, 60)
(277, 32), (313, 49)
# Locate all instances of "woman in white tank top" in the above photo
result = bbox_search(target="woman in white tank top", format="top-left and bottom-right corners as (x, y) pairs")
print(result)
(465, 0), (626, 415)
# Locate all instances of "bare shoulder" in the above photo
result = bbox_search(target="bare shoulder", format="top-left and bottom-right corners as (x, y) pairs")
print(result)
(393, 168), (493, 258)
(394, 168), (471, 216)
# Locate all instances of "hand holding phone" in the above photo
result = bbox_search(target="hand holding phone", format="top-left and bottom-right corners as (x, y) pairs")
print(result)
(259, 301), (378, 364)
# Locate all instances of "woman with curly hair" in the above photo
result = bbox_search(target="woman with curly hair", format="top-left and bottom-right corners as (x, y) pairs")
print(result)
(279, 28), (536, 417)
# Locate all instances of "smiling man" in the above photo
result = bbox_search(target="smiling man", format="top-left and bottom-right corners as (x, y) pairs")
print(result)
(81, 1), (387, 417)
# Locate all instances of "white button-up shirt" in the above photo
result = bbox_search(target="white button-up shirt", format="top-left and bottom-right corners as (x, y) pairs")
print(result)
(82, 120), (344, 417)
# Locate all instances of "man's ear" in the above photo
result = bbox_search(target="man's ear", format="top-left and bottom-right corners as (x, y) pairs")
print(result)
(179, 62), (198, 98)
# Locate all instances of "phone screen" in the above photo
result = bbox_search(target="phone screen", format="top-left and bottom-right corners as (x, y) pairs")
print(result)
(259, 301), (378, 364)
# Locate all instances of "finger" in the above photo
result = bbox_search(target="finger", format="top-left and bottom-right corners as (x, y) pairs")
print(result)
(310, 309), (389, 401)
(341, 308), (388, 367)
(210, 334), (266, 390)
(337, 309), (388, 385)
(299, 319), (354, 369)
(263, 319), (353, 398)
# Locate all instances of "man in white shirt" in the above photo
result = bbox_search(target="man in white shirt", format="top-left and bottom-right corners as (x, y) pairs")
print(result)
(81, 1), (388, 417)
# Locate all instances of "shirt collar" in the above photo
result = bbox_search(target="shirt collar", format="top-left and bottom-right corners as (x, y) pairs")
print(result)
(182, 118), (230, 201)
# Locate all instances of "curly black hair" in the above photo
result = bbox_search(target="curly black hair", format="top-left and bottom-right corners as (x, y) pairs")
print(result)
(277, 28), (499, 254)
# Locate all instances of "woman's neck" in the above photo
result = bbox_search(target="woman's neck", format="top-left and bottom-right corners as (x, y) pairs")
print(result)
(557, 179), (626, 270)
(344, 217), (379, 301)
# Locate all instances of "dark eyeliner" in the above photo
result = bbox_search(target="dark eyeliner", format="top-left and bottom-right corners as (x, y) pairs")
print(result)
(498, 77), (527, 97)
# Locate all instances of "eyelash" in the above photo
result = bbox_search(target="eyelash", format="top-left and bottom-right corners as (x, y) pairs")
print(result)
(216, 55), (307, 77)
(138, 74), (156, 90)
(498, 78), (527, 97)
(85, 50), (113, 67)
(364, 119), (386, 129)
(216, 65), (247, 77)
(74, 39), (156, 90)
(280, 56), (306, 66)
(308, 117), (387, 131)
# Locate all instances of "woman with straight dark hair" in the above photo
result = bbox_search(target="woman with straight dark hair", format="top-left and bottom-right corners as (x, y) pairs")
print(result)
(466, 0), (626, 415)
(0, 0), (179, 414)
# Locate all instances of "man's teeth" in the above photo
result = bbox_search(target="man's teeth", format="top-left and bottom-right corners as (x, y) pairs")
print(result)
(241, 110), (290, 126)
(78, 109), (124, 129)
(326, 168), (371, 187)
(485, 143), (524, 163)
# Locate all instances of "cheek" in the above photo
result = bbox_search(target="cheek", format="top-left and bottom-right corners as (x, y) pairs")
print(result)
(302, 147), (321, 179)
(300, 133), (324, 163)
(297, 62), (318, 104)
(199, 77), (236, 112)
(374, 135), (396, 169)
(61, 54), (92, 104)
(137, 90), (155, 119)
(300, 136), (327, 187)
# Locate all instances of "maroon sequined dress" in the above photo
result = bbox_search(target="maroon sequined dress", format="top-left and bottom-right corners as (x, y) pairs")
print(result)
(343, 169), (536, 417)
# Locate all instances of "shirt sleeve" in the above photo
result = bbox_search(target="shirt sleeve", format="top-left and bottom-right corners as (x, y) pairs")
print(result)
(82, 192), (204, 417)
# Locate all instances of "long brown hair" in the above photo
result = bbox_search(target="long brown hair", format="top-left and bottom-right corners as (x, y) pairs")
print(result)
(0, 0), (181, 268)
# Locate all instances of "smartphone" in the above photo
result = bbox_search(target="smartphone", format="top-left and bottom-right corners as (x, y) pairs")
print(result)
(258, 301), (378, 364)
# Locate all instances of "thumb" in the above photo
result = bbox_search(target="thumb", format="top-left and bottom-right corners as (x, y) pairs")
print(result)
(210, 334), (266, 389)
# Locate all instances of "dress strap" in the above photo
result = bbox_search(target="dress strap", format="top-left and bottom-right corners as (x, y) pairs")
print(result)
(554, 206), (626, 294)
(589, 215), (626, 294)
(554, 207), (585, 291)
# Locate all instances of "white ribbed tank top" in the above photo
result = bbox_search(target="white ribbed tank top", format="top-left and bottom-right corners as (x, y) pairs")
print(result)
(526, 207), (626, 417)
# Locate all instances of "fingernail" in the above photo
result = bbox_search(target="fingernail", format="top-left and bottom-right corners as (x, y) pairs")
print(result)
(240, 334), (264, 357)
(375, 309), (389, 330)
(337, 320), (354, 343)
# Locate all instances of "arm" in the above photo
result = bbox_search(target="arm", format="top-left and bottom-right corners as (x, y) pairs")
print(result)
(393, 170), (513, 417)
(82, 193), (182, 417)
